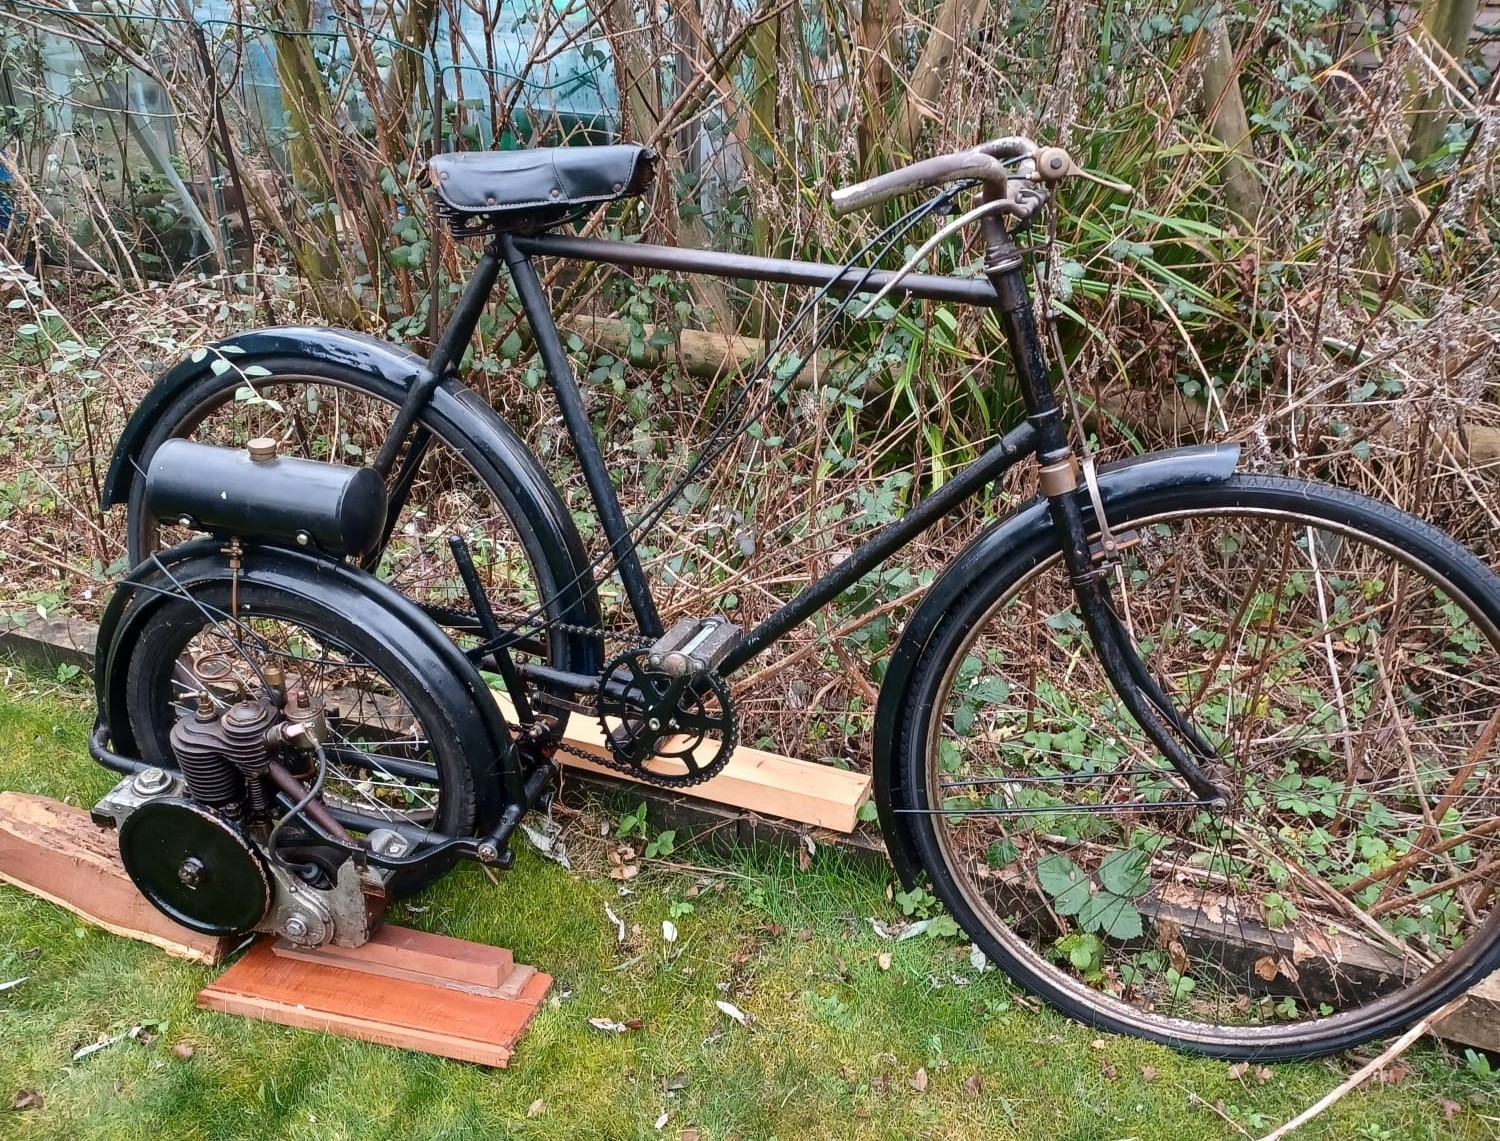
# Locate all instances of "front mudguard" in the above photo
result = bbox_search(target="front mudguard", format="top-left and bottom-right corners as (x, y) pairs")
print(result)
(102, 325), (603, 676)
(94, 539), (520, 827)
(872, 443), (1241, 886)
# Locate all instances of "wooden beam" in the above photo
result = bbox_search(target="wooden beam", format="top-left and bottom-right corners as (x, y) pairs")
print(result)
(498, 693), (872, 832)
(0, 791), (232, 964)
(1431, 969), (1500, 1053)
(198, 936), (551, 1067)
(0, 613), (96, 674)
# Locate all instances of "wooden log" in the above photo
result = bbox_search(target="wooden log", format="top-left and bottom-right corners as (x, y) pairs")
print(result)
(198, 936), (551, 1067)
(0, 791), (232, 964)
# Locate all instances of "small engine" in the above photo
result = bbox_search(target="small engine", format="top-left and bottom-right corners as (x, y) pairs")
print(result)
(93, 672), (391, 949)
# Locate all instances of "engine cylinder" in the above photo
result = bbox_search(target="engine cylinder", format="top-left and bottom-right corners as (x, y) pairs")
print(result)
(169, 704), (243, 808)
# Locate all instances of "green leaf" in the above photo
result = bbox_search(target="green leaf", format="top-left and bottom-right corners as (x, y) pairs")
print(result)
(190, 346), (208, 363)
(1078, 892), (1144, 940)
(1063, 932), (1103, 971)
(210, 357), (233, 376)
(856, 799), (878, 824)
(1095, 850), (1150, 898)
(1036, 854), (1089, 915)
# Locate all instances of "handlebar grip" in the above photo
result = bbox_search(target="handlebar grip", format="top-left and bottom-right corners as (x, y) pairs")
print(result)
(830, 150), (1014, 216)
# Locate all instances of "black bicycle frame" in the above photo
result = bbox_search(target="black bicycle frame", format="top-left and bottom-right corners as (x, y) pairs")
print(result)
(376, 215), (1227, 805)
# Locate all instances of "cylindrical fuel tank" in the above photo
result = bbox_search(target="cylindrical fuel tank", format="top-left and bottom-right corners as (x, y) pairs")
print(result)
(143, 438), (388, 559)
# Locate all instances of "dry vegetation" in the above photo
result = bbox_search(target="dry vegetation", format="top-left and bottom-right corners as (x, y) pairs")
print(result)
(0, 0), (1497, 763)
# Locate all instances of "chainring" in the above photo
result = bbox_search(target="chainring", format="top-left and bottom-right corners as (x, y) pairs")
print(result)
(594, 648), (737, 788)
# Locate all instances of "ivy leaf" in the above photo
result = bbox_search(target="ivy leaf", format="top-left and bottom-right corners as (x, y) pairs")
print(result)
(1096, 850), (1150, 899)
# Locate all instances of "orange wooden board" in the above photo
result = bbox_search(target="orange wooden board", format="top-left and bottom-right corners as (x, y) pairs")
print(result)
(199, 937), (551, 1067)
(271, 923), (537, 999)
(495, 693), (872, 832)
(0, 791), (232, 964)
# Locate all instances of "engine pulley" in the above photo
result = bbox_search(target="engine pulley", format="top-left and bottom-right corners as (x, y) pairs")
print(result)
(117, 798), (271, 936)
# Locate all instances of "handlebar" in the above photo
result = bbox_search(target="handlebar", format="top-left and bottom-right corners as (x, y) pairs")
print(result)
(829, 136), (1087, 218)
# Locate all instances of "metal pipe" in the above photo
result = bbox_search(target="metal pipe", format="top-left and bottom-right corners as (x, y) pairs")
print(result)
(90, 723), (153, 775)
(721, 420), (1039, 674)
(372, 247), (502, 478)
(499, 233), (665, 637)
(512, 233), (999, 307)
(268, 761), (355, 844)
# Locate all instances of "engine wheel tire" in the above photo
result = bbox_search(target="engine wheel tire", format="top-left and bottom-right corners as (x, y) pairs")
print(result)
(121, 579), (489, 897)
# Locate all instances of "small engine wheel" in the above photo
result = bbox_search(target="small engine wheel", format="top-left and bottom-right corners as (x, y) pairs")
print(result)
(118, 798), (271, 936)
(113, 576), (492, 898)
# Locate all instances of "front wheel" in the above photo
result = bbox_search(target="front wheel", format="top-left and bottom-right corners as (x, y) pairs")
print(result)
(899, 474), (1500, 1059)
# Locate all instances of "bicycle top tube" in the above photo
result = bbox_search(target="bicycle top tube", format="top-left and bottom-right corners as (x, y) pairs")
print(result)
(510, 232), (999, 308)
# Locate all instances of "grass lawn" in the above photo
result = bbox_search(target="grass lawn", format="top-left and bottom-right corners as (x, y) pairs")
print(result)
(0, 670), (1495, 1140)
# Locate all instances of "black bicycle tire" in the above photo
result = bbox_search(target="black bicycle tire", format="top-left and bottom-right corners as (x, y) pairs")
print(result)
(898, 473), (1500, 1060)
(121, 580), (483, 897)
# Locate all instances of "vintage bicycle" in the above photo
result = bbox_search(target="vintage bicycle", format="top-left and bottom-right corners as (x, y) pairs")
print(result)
(85, 137), (1500, 1060)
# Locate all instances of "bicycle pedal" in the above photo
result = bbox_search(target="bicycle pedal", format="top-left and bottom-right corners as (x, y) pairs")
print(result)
(645, 616), (741, 677)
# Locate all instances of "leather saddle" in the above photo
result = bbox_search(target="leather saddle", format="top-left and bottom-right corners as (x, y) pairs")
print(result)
(426, 144), (655, 228)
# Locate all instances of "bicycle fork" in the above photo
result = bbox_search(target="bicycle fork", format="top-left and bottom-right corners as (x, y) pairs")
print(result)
(982, 218), (1229, 809)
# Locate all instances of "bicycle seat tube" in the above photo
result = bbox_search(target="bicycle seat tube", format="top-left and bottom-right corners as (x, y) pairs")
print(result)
(499, 232), (665, 638)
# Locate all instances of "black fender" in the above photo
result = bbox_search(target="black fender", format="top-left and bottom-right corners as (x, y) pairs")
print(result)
(94, 539), (520, 828)
(103, 326), (602, 675)
(872, 443), (1241, 886)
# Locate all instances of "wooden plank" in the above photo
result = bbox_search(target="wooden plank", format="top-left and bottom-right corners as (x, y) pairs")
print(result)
(499, 694), (872, 832)
(1433, 969), (1500, 1053)
(0, 791), (232, 964)
(271, 924), (536, 999)
(199, 938), (551, 1067)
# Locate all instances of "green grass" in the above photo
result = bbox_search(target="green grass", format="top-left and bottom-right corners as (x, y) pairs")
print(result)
(0, 672), (1495, 1140)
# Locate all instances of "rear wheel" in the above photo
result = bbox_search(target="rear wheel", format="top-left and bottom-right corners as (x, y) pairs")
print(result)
(124, 360), (591, 716)
(900, 475), (1500, 1059)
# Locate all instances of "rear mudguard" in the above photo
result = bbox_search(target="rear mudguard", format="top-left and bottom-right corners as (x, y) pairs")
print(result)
(872, 443), (1241, 886)
(94, 539), (520, 828)
(102, 326), (602, 675)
